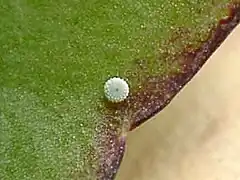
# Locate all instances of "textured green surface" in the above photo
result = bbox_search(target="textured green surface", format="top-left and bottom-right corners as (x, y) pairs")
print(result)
(0, 0), (228, 179)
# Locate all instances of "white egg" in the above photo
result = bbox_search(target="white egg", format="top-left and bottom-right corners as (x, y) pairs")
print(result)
(104, 77), (129, 103)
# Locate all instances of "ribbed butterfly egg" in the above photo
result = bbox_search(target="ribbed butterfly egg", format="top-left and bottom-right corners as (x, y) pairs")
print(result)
(104, 77), (129, 103)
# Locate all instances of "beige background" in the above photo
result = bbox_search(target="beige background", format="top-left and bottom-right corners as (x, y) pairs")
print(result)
(116, 24), (240, 180)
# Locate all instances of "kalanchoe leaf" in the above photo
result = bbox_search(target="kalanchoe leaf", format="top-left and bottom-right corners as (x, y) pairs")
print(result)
(0, 1), (239, 180)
